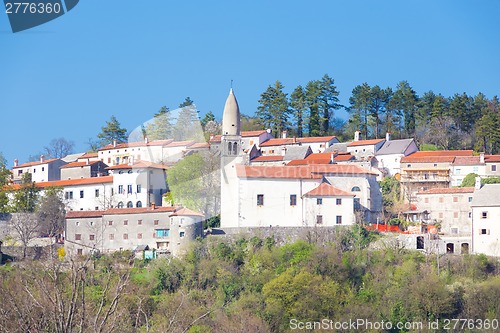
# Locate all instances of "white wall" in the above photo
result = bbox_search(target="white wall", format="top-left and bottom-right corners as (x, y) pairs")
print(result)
(472, 206), (500, 257)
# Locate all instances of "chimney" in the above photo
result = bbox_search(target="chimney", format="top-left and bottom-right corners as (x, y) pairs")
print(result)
(330, 153), (335, 163)
(14, 159), (18, 167)
(86, 159), (89, 165)
(113, 140), (117, 148)
(128, 156), (134, 166)
(151, 203), (156, 210)
(354, 131), (360, 142)
(475, 176), (482, 190)
(281, 147), (287, 156)
(386, 132), (391, 141)
(209, 134), (214, 140)
(480, 152), (485, 164)
(145, 137), (149, 144)
(40, 155), (45, 163)
(282, 130), (288, 139)
(293, 136), (297, 144)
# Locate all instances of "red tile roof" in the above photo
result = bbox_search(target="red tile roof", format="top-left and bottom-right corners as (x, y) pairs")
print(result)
(169, 207), (204, 217)
(209, 135), (221, 143)
(287, 152), (354, 166)
(98, 139), (174, 151)
(236, 164), (377, 179)
(401, 150), (474, 163)
(106, 161), (168, 170)
(189, 142), (210, 149)
(13, 158), (59, 169)
(334, 154), (355, 162)
(242, 130), (267, 137)
(347, 139), (385, 147)
(60, 161), (102, 169)
(78, 152), (99, 159)
(252, 155), (284, 162)
(36, 176), (114, 188)
(164, 140), (195, 148)
(260, 136), (337, 147)
(66, 210), (105, 218)
(417, 187), (475, 195)
(304, 182), (354, 197)
(453, 156), (481, 165)
(104, 206), (177, 215)
(485, 155), (500, 162)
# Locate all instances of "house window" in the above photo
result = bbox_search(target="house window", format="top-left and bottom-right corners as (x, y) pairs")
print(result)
(117, 202), (124, 208)
(453, 197), (458, 202)
(481, 211), (488, 219)
(317, 198), (323, 205)
(156, 229), (170, 238)
(127, 201), (133, 208)
(336, 216), (342, 224)
(473, 166), (478, 173)
(469, 212), (472, 218)
(123, 233), (128, 240)
(80, 190), (84, 199)
(290, 194), (297, 206)
(336, 198), (342, 205)
(257, 194), (264, 206)
(75, 221), (80, 226)
(127, 185), (132, 194)
(18, 170), (23, 176)
(65, 191), (73, 200)
(75, 234), (81, 241)
(33, 168), (36, 173)
(89, 234), (95, 241)
(109, 234), (114, 240)
(123, 220), (128, 226)
(439, 197), (444, 203)
(468, 197), (472, 203)
(42, 167), (44, 171)
(439, 213), (443, 219)
(95, 189), (99, 197)
(492, 165), (497, 172)
(77, 249), (83, 255)
(455, 169), (461, 175)
(136, 201), (142, 208)
(180, 231), (185, 238)
(138, 220), (142, 225)
(451, 228), (458, 235)
(480, 229), (489, 235)
(154, 220), (159, 225)
(118, 185), (124, 194)
(316, 215), (323, 224)
(137, 184), (141, 193)
(424, 198), (429, 203)
(108, 220), (113, 226)
(137, 233), (142, 239)
(354, 198), (361, 210)
(453, 212), (459, 219)
(351, 186), (361, 192)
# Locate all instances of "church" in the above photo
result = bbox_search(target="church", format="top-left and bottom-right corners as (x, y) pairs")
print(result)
(219, 89), (382, 229)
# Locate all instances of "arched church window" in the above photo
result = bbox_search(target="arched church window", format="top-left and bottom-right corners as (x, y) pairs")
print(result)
(228, 142), (233, 155)
(232, 142), (238, 155)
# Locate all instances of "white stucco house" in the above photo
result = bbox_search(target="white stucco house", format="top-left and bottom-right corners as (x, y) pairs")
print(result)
(471, 183), (500, 257)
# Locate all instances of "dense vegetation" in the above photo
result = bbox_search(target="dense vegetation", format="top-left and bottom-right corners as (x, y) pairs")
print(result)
(2, 228), (499, 333)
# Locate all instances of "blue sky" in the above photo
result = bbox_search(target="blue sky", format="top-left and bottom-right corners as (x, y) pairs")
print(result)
(1, 0), (500, 165)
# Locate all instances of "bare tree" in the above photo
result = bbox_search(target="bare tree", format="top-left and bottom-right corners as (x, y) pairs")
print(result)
(10, 212), (39, 258)
(44, 137), (75, 159)
(37, 187), (65, 242)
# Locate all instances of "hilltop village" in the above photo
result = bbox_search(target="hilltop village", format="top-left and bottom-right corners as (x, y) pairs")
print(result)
(1, 89), (500, 259)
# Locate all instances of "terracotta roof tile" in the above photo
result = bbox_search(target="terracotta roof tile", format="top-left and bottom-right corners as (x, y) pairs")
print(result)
(60, 161), (102, 169)
(164, 140), (195, 148)
(13, 158), (60, 169)
(242, 130), (267, 137)
(106, 160), (168, 170)
(237, 164), (377, 179)
(260, 136), (337, 147)
(189, 142), (210, 149)
(485, 155), (500, 162)
(347, 139), (385, 147)
(98, 139), (174, 151)
(36, 176), (114, 188)
(104, 206), (177, 215)
(66, 210), (105, 218)
(304, 182), (354, 197)
(453, 156), (481, 165)
(401, 150), (473, 163)
(79, 152), (99, 159)
(252, 155), (284, 162)
(209, 135), (221, 143)
(417, 187), (475, 195)
(169, 207), (204, 217)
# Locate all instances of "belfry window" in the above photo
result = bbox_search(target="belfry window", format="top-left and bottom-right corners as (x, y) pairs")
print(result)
(232, 142), (237, 155)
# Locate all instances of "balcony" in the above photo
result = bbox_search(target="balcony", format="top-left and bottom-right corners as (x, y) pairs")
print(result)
(400, 168), (450, 183)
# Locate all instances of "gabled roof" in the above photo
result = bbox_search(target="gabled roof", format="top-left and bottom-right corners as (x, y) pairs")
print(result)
(401, 150), (473, 163)
(236, 164), (377, 179)
(453, 156), (481, 165)
(284, 146), (312, 161)
(79, 152), (99, 159)
(260, 136), (337, 147)
(417, 187), (475, 195)
(296, 136), (337, 143)
(169, 207), (204, 217)
(62, 153), (85, 163)
(104, 206), (177, 215)
(36, 176), (114, 188)
(347, 139), (385, 147)
(188, 142), (210, 149)
(304, 182), (354, 197)
(164, 140), (195, 148)
(13, 158), (60, 169)
(376, 139), (415, 155)
(106, 160), (168, 170)
(251, 155), (284, 162)
(242, 130), (268, 137)
(485, 155), (500, 162)
(471, 184), (500, 207)
(60, 161), (103, 169)
(209, 135), (222, 143)
(66, 210), (105, 218)
(98, 139), (174, 151)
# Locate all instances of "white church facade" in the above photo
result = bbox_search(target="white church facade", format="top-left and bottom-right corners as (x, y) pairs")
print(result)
(219, 89), (382, 229)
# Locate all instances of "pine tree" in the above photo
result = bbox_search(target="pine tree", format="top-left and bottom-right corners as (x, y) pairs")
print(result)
(256, 81), (290, 138)
(318, 74), (341, 135)
(305, 80), (322, 137)
(144, 106), (173, 140)
(392, 81), (418, 138)
(369, 85), (390, 138)
(290, 85), (306, 137)
(348, 83), (371, 139)
(97, 115), (128, 145)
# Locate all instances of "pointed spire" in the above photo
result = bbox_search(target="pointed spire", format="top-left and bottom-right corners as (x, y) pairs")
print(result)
(222, 88), (240, 136)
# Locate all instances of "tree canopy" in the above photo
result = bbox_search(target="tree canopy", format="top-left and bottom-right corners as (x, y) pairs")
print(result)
(97, 115), (128, 145)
